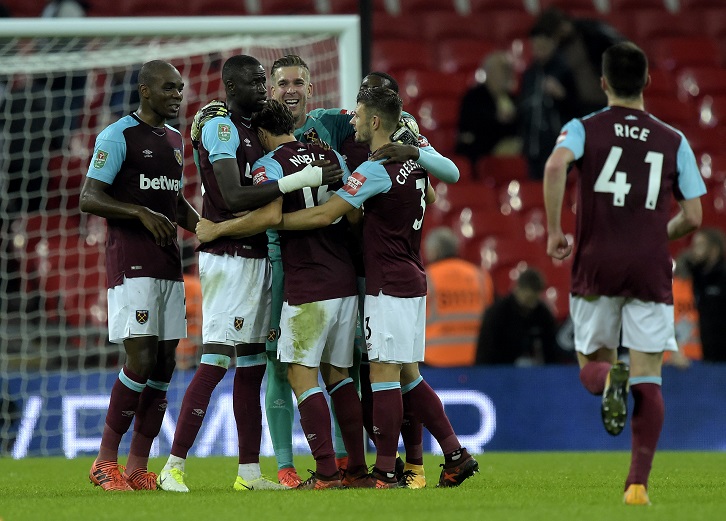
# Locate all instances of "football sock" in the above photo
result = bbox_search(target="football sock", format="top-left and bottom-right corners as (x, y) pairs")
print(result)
(127, 382), (168, 473)
(170, 358), (228, 459)
(401, 390), (424, 466)
(164, 454), (185, 471)
(371, 383), (403, 473)
(234, 354), (266, 465)
(626, 381), (664, 490)
(238, 462), (262, 481)
(327, 378), (366, 470)
(297, 388), (337, 477)
(579, 361), (612, 395)
(403, 378), (459, 455)
(359, 362), (374, 441)
(98, 366), (146, 462)
(330, 400), (347, 459)
(264, 355), (296, 470)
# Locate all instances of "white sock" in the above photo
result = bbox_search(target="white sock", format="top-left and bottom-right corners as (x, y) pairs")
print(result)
(164, 455), (186, 471)
(238, 462), (261, 481)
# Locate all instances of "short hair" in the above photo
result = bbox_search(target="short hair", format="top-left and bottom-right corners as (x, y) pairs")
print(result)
(222, 55), (262, 83)
(516, 268), (545, 293)
(602, 42), (648, 99)
(356, 87), (402, 132)
(366, 71), (399, 94)
(251, 99), (295, 136)
(425, 227), (459, 262)
(271, 54), (310, 79)
(138, 60), (174, 86)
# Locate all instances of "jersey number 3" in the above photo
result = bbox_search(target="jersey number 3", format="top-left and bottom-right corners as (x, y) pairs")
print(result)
(594, 146), (663, 210)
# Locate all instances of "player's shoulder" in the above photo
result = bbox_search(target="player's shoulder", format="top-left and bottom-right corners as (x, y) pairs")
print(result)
(164, 123), (182, 136)
(355, 159), (388, 177)
(308, 107), (349, 119)
(203, 115), (238, 142)
(97, 114), (138, 142)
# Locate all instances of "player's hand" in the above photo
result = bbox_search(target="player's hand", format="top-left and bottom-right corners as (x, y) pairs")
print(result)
(312, 159), (344, 186)
(138, 208), (177, 247)
(370, 142), (420, 164)
(390, 113), (420, 146)
(195, 218), (219, 243)
(546, 230), (572, 260)
(191, 100), (229, 150)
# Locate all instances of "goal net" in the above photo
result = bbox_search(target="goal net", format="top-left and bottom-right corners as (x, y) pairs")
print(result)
(0, 15), (360, 458)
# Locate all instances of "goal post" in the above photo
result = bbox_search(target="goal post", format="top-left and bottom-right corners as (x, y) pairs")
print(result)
(0, 15), (360, 458)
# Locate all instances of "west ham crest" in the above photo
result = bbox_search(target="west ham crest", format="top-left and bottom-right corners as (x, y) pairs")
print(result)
(234, 317), (245, 331)
(136, 310), (149, 324)
(174, 148), (183, 166)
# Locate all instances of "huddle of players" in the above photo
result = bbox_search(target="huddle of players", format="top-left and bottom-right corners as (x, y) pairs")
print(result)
(161, 54), (477, 491)
(82, 52), (478, 492)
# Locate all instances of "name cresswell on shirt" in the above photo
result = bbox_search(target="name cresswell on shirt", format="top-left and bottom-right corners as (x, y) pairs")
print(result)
(139, 173), (180, 191)
(343, 172), (366, 196)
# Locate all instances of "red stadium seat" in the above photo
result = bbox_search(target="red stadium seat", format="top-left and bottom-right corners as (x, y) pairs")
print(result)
(371, 40), (434, 76)
(434, 182), (500, 214)
(1, 0), (45, 16)
(643, 96), (696, 128)
(188, 0), (248, 16)
(500, 179), (545, 214)
(538, 0), (600, 17)
(422, 13), (488, 43)
(701, 8), (726, 40)
(124, 0), (183, 16)
(396, 0), (457, 15)
(486, 11), (536, 45)
(468, 235), (546, 272)
(679, 0), (726, 8)
(415, 97), (460, 132)
(698, 95), (726, 129)
(468, 0), (529, 13)
(608, 0), (668, 10)
(372, 13), (420, 43)
(436, 39), (498, 74)
(650, 37), (722, 72)
(697, 154), (726, 191)
(326, 0), (386, 13)
(685, 126), (726, 156)
(85, 1), (124, 16)
(475, 155), (529, 186)
(401, 70), (473, 107)
(460, 207), (526, 241)
(677, 67), (726, 102)
(419, 127), (457, 158)
(644, 68), (677, 97)
(628, 10), (701, 43)
(257, 0), (317, 14)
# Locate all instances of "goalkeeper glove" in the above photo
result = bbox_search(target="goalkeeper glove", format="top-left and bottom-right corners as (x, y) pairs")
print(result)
(191, 100), (229, 150)
(390, 113), (420, 146)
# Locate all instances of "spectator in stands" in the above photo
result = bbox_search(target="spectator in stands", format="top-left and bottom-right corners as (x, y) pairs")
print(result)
(519, 20), (579, 180)
(423, 227), (494, 367)
(682, 228), (726, 363)
(475, 268), (564, 365)
(666, 256), (701, 368)
(455, 51), (521, 174)
(536, 7), (625, 116)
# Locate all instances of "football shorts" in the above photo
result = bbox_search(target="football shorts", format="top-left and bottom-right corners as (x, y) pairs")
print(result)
(107, 276), (186, 344)
(199, 252), (272, 345)
(570, 295), (678, 355)
(364, 292), (426, 364)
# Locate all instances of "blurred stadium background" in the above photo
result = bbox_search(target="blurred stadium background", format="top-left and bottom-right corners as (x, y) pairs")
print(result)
(1, 0), (725, 458)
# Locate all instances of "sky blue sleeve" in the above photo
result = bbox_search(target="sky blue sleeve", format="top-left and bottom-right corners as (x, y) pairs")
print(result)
(554, 119), (586, 160)
(251, 154), (283, 184)
(202, 116), (239, 163)
(676, 135), (707, 199)
(333, 150), (352, 182)
(86, 124), (126, 184)
(416, 145), (460, 183)
(335, 161), (392, 209)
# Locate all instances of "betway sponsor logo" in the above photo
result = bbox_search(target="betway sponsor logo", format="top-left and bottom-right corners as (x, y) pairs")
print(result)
(139, 174), (180, 191)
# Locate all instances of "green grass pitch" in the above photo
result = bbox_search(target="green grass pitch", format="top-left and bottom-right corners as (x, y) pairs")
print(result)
(1, 452), (725, 521)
